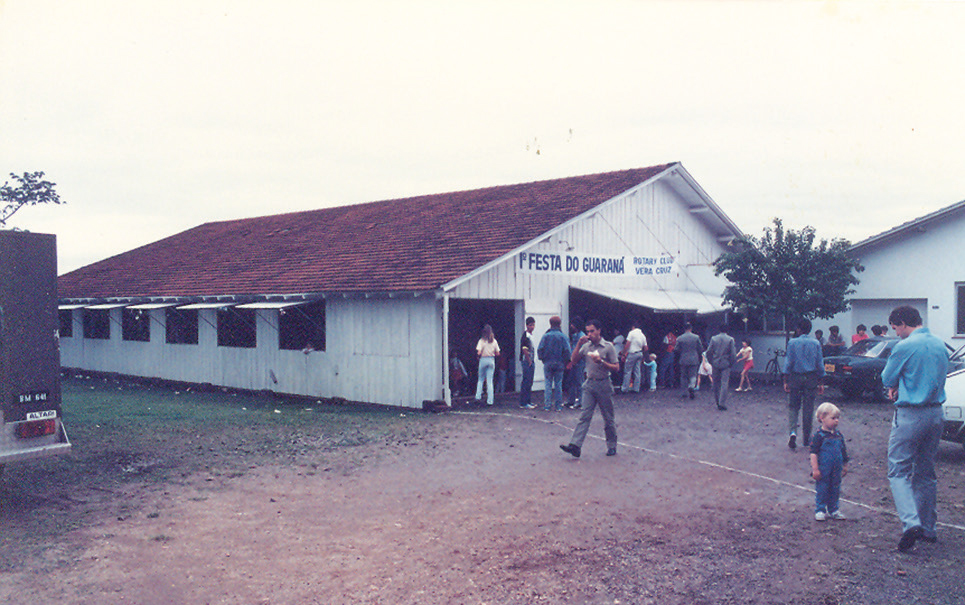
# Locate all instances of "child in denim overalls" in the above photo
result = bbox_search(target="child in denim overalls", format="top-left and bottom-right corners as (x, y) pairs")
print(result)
(810, 402), (849, 521)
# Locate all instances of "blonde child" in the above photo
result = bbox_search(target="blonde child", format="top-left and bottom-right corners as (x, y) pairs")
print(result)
(643, 353), (658, 392)
(810, 402), (849, 521)
(735, 338), (754, 392)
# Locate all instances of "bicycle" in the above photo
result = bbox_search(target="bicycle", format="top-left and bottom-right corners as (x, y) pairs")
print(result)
(763, 348), (786, 384)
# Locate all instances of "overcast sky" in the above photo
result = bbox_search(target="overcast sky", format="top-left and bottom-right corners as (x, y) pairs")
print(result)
(3, 0), (965, 274)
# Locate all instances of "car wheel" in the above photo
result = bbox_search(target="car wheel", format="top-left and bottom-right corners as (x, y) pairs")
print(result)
(871, 376), (888, 402)
(840, 382), (862, 399)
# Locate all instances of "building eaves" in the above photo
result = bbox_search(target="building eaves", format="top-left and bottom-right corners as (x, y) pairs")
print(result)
(850, 199), (965, 253)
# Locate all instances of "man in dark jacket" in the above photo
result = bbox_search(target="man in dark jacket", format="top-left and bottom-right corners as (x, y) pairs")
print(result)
(537, 315), (571, 411)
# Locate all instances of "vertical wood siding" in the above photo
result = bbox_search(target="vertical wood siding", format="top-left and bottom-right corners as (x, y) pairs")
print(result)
(60, 297), (443, 408)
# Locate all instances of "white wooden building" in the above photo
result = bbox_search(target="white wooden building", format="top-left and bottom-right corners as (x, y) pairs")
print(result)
(58, 163), (744, 407)
(814, 200), (965, 346)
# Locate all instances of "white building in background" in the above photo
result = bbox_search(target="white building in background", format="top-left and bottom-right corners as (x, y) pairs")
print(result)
(58, 162), (743, 408)
(815, 200), (965, 346)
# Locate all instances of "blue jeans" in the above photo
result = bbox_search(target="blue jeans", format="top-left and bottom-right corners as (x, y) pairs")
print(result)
(787, 372), (819, 444)
(622, 351), (643, 392)
(815, 438), (845, 514)
(475, 357), (496, 404)
(519, 360), (535, 406)
(544, 367), (564, 410)
(659, 352), (674, 387)
(567, 360), (585, 407)
(888, 406), (943, 536)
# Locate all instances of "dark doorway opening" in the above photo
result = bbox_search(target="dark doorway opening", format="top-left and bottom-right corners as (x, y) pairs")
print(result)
(448, 299), (516, 398)
(569, 288), (726, 388)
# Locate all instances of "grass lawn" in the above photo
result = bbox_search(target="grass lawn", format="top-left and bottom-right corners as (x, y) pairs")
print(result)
(1, 374), (435, 571)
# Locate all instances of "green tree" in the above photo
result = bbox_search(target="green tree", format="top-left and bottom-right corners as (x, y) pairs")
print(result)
(714, 218), (863, 339)
(0, 171), (64, 227)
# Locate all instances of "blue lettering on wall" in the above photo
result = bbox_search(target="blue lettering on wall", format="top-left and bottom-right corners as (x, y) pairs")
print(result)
(519, 251), (667, 277)
(522, 252), (563, 272)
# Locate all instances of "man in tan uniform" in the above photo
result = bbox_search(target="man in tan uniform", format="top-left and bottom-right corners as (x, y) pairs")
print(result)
(560, 318), (621, 458)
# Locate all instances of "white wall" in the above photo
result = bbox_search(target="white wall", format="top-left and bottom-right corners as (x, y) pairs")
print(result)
(59, 296), (443, 408)
(815, 211), (965, 345)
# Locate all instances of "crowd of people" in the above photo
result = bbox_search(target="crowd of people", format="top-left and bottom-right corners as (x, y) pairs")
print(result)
(458, 305), (950, 554)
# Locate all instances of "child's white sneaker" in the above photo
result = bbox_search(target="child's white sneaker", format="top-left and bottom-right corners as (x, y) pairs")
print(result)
(815, 511), (828, 521)
(830, 511), (846, 520)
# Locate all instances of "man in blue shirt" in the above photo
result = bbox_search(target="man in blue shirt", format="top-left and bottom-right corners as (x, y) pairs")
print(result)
(881, 305), (949, 552)
(783, 318), (825, 450)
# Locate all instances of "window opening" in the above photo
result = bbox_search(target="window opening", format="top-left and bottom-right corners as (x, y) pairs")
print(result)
(166, 308), (199, 345)
(279, 300), (326, 351)
(59, 309), (73, 338)
(83, 309), (110, 340)
(122, 308), (151, 342)
(218, 307), (256, 348)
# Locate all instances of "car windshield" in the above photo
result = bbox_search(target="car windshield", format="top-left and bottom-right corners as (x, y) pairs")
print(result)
(846, 339), (891, 358)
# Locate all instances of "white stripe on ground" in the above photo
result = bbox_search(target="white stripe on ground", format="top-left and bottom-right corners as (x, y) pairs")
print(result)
(455, 410), (965, 533)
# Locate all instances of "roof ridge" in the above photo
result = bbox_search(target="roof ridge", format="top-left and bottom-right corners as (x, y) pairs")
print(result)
(197, 163), (680, 227)
(851, 198), (965, 251)
(59, 163), (687, 297)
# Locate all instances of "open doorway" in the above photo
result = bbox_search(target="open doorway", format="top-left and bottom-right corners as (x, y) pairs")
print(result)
(448, 299), (516, 398)
(569, 288), (726, 388)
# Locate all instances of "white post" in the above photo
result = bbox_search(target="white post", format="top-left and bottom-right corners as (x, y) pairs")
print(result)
(442, 292), (451, 406)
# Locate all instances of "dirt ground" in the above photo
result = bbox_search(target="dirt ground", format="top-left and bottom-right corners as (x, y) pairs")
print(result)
(2, 377), (965, 605)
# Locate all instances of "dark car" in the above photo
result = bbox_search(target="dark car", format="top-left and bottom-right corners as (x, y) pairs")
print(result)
(823, 338), (897, 400)
(824, 337), (965, 401)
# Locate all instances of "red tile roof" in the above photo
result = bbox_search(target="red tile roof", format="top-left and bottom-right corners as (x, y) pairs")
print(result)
(59, 164), (676, 298)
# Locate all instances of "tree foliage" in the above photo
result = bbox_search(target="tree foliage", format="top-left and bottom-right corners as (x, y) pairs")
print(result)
(0, 171), (64, 227)
(714, 218), (863, 335)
